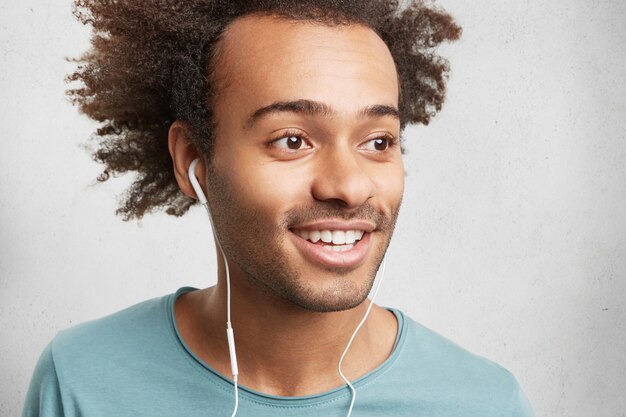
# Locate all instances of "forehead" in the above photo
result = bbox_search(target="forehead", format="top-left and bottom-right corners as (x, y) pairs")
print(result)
(212, 14), (399, 115)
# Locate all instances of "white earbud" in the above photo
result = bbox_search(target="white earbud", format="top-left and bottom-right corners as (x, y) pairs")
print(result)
(188, 159), (208, 206)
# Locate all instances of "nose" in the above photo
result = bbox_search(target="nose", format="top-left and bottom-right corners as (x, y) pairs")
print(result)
(310, 145), (376, 209)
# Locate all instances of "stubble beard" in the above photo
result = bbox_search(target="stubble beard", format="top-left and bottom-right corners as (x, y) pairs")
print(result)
(236, 223), (395, 313)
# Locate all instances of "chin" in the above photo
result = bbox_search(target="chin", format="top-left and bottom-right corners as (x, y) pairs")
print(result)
(273, 269), (377, 313)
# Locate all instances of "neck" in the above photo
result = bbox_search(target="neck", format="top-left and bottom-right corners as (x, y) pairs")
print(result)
(174, 253), (397, 396)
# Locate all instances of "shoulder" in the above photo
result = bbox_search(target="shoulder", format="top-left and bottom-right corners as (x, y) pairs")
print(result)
(388, 310), (535, 416)
(23, 293), (178, 416)
(52, 293), (172, 354)
(46, 292), (179, 383)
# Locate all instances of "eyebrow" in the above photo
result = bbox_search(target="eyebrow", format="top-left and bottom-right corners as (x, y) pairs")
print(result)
(358, 104), (401, 120)
(244, 99), (400, 129)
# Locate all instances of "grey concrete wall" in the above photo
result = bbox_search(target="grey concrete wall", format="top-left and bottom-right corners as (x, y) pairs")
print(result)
(1, 0), (625, 416)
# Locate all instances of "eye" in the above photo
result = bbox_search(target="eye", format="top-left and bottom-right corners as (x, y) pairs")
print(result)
(361, 136), (393, 152)
(271, 134), (312, 151)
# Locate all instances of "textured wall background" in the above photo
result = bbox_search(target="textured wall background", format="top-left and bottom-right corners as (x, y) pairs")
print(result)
(1, 0), (625, 416)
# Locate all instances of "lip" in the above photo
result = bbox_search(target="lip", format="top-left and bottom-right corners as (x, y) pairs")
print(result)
(291, 220), (376, 232)
(289, 229), (372, 269)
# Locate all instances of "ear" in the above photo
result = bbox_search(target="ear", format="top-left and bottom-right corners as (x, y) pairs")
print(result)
(168, 120), (207, 201)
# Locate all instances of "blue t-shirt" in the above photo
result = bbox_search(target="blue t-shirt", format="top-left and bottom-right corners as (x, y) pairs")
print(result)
(23, 287), (535, 416)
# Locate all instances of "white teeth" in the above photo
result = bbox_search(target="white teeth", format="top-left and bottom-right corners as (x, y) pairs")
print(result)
(295, 229), (366, 244)
(320, 230), (332, 243)
(309, 230), (321, 243)
(331, 230), (346, 245)
(323, 244), (354, 252)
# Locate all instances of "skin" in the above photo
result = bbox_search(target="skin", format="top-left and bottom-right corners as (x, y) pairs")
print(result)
(168, 14), (405, 396)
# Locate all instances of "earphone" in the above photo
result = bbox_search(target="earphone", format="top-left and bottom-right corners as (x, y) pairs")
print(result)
(188, 158), (239, 417)
(187, 157), (387, 417)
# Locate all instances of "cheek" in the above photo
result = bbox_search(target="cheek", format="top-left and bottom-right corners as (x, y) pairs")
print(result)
(222, 160), (313, 220)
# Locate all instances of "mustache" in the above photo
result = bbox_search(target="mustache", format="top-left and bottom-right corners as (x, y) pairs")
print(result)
(282, 202), (398, 232)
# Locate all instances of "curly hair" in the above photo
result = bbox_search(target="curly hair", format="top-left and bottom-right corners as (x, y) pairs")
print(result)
(66, 0), (461, 220)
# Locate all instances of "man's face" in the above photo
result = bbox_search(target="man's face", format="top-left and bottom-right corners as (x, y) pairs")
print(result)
(205, 14), (404, 312)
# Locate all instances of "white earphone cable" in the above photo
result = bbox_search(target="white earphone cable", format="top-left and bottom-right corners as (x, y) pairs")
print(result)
(188, 159), (239, 417)
(337, 253), (388, 417)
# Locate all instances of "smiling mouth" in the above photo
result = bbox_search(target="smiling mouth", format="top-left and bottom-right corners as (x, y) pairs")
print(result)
(290, 229), (366, 252)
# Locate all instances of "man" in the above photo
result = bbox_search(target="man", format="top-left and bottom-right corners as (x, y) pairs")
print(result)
(24, 1), (535, 416)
